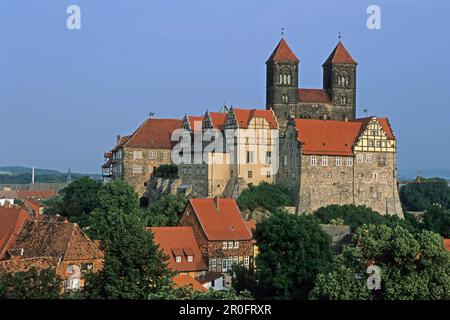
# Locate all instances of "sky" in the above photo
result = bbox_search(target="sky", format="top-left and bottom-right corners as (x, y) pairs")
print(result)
(0, 0), (449, 174)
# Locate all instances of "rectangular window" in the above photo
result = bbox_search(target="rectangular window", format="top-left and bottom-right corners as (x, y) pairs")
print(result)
(233, 256), (239, 265)
(188, 167), (192, 175)
(187, 255), (193, 262)
(247, 151), (255, 164)
(222, 259), (228, 272)
(222, 241), (227, 249)
(311, 155), (317, 166)
(211, 257), (217, 268)
(133, 151), (143, 159)
(132, 165), (142, 174)
(175, 256), (182, 263)
(266, 151), (272, 164)
(321, 156), (328, 166)
(368, 140), (374, 147)
(357, 155), (364, 163)
(347, 157), (354, 167)
(366, 155), (372, 163)
(162, 151), (168, 160)
(228, 257), (233, 270)
(196, 168), (201, 175)
(202, 167), (206, 175)
(284, 155), (288, 166)
(234, 241), (239, 249)
(266, 171), (271, 178)
(376, 141), (382, 147)
(336, 156), (342, 166)
(248, 171), (253, 178)
(228, 241), (233, 249)
(149, 151), (157, 159)
(244, 256), (250, 267)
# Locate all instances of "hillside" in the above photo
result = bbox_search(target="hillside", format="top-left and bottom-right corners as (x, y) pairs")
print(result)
(0, 166), (101, 184)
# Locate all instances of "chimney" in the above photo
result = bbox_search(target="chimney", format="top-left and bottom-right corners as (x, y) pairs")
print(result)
(116, 135), (121, 144)
(214, 196), (220, 211)
(31, 167), (35, 184)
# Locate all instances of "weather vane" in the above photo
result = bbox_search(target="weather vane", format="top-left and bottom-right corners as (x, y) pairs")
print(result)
(281, 27), (284, 38)
(338, 32), (342, 41)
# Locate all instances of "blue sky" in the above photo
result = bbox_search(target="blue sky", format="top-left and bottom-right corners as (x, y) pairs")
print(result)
(0, 0), (449, 174)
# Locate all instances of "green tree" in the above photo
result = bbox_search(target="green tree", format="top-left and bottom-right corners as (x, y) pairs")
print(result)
(314, 204), (414, 232)
(45, 177), (102, 226)
(84, 212), (174, 299)
(421, 205), (450, 238)
(254, 211), (333, 299)
(0, 267), (62, 299)
(400, 177), (450, 211)
(237, 182), (293, 212)
(143, 194), (188, 227)
(149, 286), (252, 300)
(229, 264), (258, 295)
(310, 224), (450, 300)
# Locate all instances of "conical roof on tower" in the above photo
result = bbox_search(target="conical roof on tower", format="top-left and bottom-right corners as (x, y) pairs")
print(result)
(323, 41), (357, 65)
(266, 38), (299, 63)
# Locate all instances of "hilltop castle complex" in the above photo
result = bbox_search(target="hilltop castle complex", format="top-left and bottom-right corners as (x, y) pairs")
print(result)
(103, 38), (403, 217)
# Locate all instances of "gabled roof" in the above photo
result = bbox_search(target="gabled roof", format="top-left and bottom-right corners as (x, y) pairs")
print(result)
(121, 118), (183, 149)
(186, 115), (204, 132)
(324, 41), (357, 65)
(231, 108), (278, 129)
(298, 89), (331, 104)
(292, 117), (395, 156)
(172, 274), (207, 292)
(149, 226), (207, 273)
(207, 112), (227, 131)
(7, 220), (103, 261)
(0, 207), (29, 259)
(188, 198), (252, 241)
(266, 38), (299, 63)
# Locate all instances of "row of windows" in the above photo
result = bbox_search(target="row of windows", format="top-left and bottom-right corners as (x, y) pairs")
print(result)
(246, 151), (272, 164)
(133, 150), (169, 160)
(182, 166), (206, 176)
(211, 256), (250, 271)
(320, 171), (389, 180)
(223, 241), (239, 249)
(279, 73), (291, 85)
(310, 156), (354, 167)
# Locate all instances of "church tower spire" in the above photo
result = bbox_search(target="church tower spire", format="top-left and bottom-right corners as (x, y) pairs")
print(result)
(266, 38), (299, 129)
(323, 40), (357, 120)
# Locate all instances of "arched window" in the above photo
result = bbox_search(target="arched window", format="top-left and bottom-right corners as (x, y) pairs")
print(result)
(287, 74), (291, 85)
(279, 74), (283, 84)
(341, 95), (347, 105)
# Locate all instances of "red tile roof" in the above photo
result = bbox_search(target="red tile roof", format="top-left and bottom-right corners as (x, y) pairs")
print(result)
(266, 39), (299, 63)
(298, 89), (331, 104)
(232, 108), (278, 129)
(172, 274), (207, 292)
(293, 117), (395, 156)
(149, 227), (207, 273)
(187, 116), (204, 132)
(444, 239), (450, 252)
(208, 112), (227, 131)
(188, 198), (252, 241)
(119, 118), (183, 150)
(0, 257), (61, 273)
(324, 42), (357, 65)
(245, 220), (257, 234)
(0, 207), (29, 259)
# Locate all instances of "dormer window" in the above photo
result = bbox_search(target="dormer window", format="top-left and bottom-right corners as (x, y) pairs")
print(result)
(187, 255), (193, 262)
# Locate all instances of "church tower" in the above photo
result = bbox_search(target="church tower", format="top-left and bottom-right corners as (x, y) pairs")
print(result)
(266, 38), (299, 129)
(322, 41), (357, 120)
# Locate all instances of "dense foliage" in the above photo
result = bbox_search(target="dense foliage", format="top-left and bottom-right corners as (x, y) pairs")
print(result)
(314, 204), (414, 232)
(143, 194), (188, 227)
(310, 224), (450, 300)
(149, 286), (252, 300)
(84, 212), (174, 299)
(154, 164), (178, 178)
(0, 267), (62, 299)
(254, 210), (333, 299)
(400, 177), (450, 211)
(422, 205), (450, 238)
(237, 182), (293, 212)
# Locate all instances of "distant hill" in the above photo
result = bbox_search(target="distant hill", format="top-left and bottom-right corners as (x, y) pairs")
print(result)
(0, 166), (101, 184)
(398, 168), (450, 181)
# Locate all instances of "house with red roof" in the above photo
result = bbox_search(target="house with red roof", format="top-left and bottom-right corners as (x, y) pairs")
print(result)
(178, 107), (279, 198)
(444, 239), (450, 252)
(149, 226), (207, 278)
(0, 207), (29, 260)
(265, 38), (358, 130)
(104, 117), (183, 202)
(179, 198), (254, 274)
(277, 116), (403, 217)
